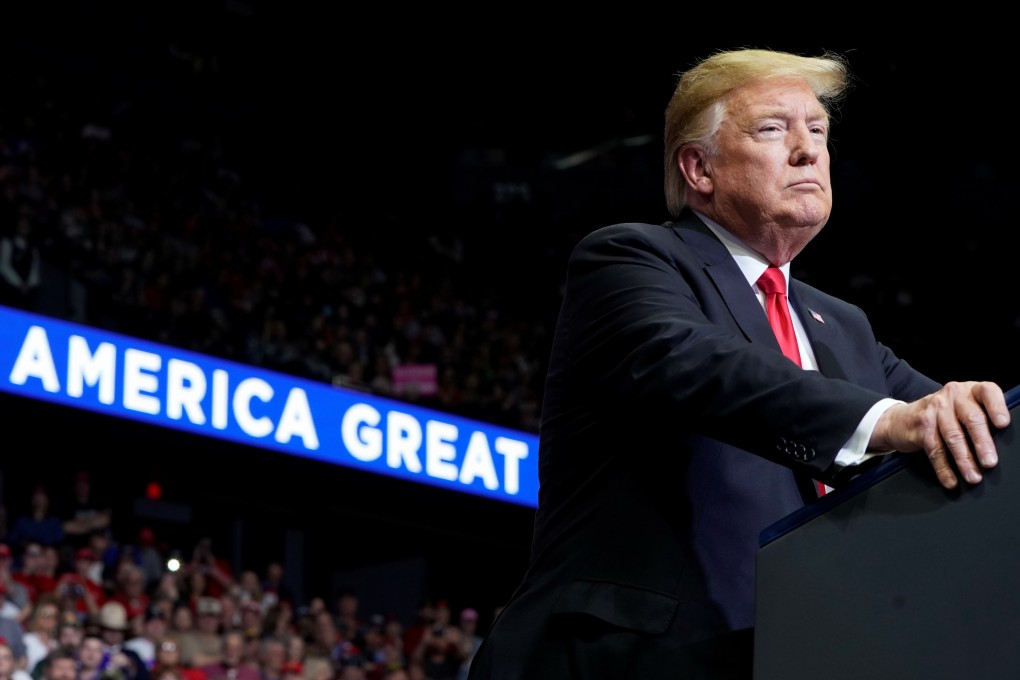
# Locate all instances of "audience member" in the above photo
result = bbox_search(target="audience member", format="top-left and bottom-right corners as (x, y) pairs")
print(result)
(0, 636), (31, 680)
(261, 602), (294, 640)
(334, 590), (365, 655)
(34, 645), (77, 680)
(277, 661), (299, 680)
(181, 540), (232, 601)
(375, 617), (406, 676)
(53, 614), (82, 651)
(93, 601), (150, 680)
(233, 572), (262, 614)
(300, 656), (334, 680)
(176, 597), (222, 668)
(453, 609), (482, 680)
(169, 606), (194, 638)
(134, 530), (164, 594)
(197, 631), (259, 680)
(124, 606), (171, 669)
(400, 601), (436, 664)
(53, 547), (105, 621)
(257, 636), (287, 680)
(259, 563), (292, 612)
(224, 595), (245, 635)
(109, 564), (150, 627)
(151, 575), (182, 614)
(152, 668), (183, 680)
(7, 490), (64, 552)
(0, 544), (31, 623)
(0, 618), (29, 676)
(237, 601), (262, 641)
(75, 634), (107, 680)
(21, 597), (59, 674)
(0, 206), (41, 311)
(85, 532), (114, 589)
(304, 610), (341, 665)
(59, 472), (112, 550)
(150, 634), (207, 680)
(11, 543), (55, 607)
(409, 600), (463, 680)
(282, 633), (303, 670)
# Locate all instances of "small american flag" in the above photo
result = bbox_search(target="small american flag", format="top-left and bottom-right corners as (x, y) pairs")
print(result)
(809, 309), (825, 324)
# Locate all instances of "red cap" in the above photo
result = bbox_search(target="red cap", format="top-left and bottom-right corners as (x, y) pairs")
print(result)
(0, 544), (10, 559)
(75, 547), (96, 562)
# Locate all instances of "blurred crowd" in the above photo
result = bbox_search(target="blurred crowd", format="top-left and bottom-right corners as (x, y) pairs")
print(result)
(0, 473), (485, 680)
(0, 32), (571, 435)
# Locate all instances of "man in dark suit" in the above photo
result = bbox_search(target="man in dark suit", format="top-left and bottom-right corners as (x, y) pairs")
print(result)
(467, 47), (1010, 679)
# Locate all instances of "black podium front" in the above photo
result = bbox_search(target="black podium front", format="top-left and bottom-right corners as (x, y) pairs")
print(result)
(754, 387), (1020, 679)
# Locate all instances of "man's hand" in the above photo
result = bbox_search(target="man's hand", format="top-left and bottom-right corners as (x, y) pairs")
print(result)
(871, 381), (1010, 489)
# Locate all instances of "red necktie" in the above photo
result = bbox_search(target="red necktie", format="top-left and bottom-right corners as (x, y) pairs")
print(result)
(757, 267), (800, 367)
(757, 267), (828, 497)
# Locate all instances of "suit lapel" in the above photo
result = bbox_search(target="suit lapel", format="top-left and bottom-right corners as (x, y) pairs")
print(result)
(673, 216), (784, 351)
(789, 284), (849, 381)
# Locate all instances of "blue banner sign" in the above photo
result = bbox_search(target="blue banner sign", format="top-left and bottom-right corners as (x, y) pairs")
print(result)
(0, 305), (539, 507)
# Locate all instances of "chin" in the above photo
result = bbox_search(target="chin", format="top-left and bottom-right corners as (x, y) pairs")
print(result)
(788, 205), (830, 230)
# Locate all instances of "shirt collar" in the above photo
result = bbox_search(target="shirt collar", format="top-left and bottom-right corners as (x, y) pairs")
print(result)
(692, 210), (791, 293)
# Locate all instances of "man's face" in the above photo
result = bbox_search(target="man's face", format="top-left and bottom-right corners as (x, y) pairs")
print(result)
(705, 78), (832, 244)
(47, 658), (78, 680)
(224, 634), (245, 664)
(101, 627), (124, 646)
(79, 637), (105, 669)
(58, 624), (84, 647)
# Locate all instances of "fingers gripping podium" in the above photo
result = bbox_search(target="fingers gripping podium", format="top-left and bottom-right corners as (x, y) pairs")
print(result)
(754, 386), (1020, 680)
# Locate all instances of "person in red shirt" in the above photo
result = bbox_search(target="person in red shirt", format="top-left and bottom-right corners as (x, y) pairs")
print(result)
(109, 564), (150, 625)
(54, 548), (106, 621)
(12, 542), (56, 605)
(151, 634), (208, 680)
(180, 539), (233, 600)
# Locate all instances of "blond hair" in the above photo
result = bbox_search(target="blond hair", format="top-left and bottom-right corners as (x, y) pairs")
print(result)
(663, 48), (851, 217)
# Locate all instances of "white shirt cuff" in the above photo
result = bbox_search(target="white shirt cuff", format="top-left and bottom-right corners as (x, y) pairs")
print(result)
(834, 397), (904, 467)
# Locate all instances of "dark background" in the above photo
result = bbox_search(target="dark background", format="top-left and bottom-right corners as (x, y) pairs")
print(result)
(3, 4), (1018, 625)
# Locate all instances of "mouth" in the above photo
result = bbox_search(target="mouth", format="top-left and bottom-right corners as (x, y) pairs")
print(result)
(790, 179), (822, 190)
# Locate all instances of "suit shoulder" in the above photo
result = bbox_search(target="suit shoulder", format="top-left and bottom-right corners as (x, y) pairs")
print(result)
(573, 222), (678, 252)
(793, 279), (869, 319)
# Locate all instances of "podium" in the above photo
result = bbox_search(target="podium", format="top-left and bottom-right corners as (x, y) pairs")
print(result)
(753, 386), (1020, 679)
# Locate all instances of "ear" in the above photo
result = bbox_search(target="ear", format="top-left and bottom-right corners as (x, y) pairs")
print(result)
(678, 146), (712, 197)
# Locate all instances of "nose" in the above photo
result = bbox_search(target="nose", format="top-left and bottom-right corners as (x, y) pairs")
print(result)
(790, 126), (822, 165)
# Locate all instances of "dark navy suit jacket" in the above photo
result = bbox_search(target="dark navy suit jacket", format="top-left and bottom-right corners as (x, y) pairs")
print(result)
(468, 211), (939, 679)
